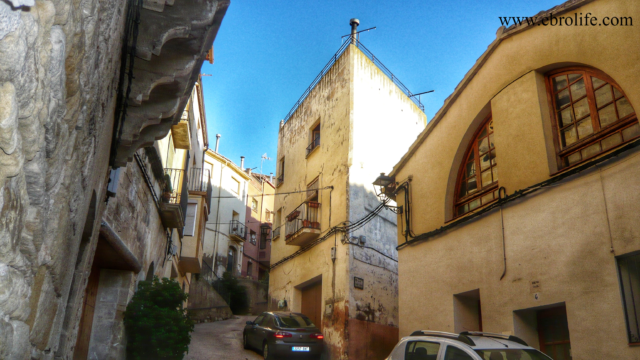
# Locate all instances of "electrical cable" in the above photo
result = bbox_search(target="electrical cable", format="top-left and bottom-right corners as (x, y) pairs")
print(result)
(270, 198), (390, 270)
(210, 186), (333, 199)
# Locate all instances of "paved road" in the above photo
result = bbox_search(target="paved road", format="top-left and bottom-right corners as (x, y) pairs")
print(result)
(187, 315), (263, 360)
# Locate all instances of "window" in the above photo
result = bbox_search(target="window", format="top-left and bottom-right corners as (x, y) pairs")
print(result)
(251, 198), (258, 212)
(307, 177), (319, 202)
(263, 315), (277, 329)
(405, 341), (441, 360)
(277, 158), (285, 186)
(249, 230), (257, 245)
(227, 247), (236, 273)
(455, 116), (499, 216)
(183, 202), (198, 236)
(253, 314), (265, 326)
(547, 68), (638, 168)
(307, 122), (321, 156)
(260, 230), (267, 249)
(231, 177), (240, 194)
(444, 346), (474, 360)
(618, 253), (640, 344)
(247, 262), (252, 277)
(265, 210), (272, 222)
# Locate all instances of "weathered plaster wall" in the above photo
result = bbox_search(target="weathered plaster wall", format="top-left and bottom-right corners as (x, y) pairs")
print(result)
(346, 46), (425, 360)
(203, 150), (249, 278)
(271, 44), (425, 359)
(242, 175), (274, 280)
(270, 45), (354, 359)
(392, 1), (640, 359)
(0, 0), (127, 357)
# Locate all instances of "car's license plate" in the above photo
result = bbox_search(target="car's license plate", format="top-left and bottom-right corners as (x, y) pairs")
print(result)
(292, 346), (310, 352)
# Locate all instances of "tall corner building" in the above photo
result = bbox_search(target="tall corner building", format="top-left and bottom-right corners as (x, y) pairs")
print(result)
(269, 36), (426, 359)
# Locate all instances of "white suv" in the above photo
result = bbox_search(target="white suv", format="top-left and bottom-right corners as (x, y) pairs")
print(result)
(385, 331), (553, 360)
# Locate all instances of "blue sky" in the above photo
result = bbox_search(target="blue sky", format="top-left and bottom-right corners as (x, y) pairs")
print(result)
(200, 0), (561, 175)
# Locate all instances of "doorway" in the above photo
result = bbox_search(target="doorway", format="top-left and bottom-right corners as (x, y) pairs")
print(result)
(538, 305), (572, 360)
(301, 279), (322, 331)
(73, 261), (100, 360)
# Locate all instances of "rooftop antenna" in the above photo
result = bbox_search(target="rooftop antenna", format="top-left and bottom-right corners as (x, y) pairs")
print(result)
(260, 153), (271, 177)
(410, 90), (435, 106)
(341, 19), (375, 43)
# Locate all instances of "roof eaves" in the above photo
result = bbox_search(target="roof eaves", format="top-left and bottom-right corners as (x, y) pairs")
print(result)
(389, 0), (596, 177)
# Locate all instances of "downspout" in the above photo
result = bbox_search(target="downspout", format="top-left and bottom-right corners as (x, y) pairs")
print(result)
(212, 161), (226, 276)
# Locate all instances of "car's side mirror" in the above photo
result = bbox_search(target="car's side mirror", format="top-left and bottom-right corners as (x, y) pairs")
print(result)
(246, 321), (254, 325)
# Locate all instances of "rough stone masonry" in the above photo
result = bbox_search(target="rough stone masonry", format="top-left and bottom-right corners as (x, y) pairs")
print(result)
(0, 0), (128, 357)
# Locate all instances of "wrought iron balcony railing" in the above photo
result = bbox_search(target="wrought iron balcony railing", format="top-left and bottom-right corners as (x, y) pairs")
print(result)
(229, 220), (246, 240)
(187, 167), (213, 211)
(276, 174), (284, 187)
(306, 135), (320, 156)
(272, 225), (281, 239)
(161, 167), (189, 230)
(285, 201), (320, 241)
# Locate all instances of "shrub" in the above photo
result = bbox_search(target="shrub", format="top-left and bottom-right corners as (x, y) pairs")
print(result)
(214, 272), (249, 314)
(124, 277), (195, 360)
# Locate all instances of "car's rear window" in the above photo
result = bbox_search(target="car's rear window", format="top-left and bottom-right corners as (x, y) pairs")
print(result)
(474, 349), (552, 360)
(276, 314), (315, 328)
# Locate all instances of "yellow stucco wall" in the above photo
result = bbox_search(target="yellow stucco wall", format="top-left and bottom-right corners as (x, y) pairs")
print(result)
(271, 43), (426, 358)
(392, 0), (640, 359)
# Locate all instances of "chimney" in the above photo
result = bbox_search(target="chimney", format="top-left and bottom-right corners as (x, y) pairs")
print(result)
(240, 156), (245, 169)
(247, 168), (252, 176)
(269, 172), (273, 183)
(350, 18), (360, 44)
(215, 134), (221, 153)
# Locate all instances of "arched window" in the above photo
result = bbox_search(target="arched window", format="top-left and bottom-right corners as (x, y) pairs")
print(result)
(455, 115), (499, 216)
(547, 68), (638, 168)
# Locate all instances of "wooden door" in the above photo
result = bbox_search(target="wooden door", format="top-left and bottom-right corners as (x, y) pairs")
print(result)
(73, 263), (100, 360)
(301, 280), (322, 331)
(538, 305), (572, 360)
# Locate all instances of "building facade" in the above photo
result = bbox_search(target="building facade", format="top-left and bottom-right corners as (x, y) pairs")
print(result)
(269, 39), (426, 359)
(203, 149), (251, 279)
(0, 0), (227, 357)
(242, 172), (274, 281)
(388, 1), (640, 359)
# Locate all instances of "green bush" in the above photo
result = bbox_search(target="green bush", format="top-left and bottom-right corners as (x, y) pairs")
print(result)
(124, 277), (195, 360)
(214, 272), (249, 314)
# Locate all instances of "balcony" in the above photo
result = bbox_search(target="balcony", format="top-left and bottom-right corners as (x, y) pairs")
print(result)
(159, 168), (188, 233)
(258, 250), (269, 266)
(272, 225), (281, 240)
(187, 168), (212, 212)
(306, 135), (320, 157)
(171, 120), (191, 150)
(276, 174), (284, 187)
(179, 229), (203, 274)
(229, 220), (246, 242)
(285, 201), (321, 246)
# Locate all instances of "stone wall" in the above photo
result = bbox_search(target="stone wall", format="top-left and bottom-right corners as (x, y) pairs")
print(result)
(0, 0), (127, 357)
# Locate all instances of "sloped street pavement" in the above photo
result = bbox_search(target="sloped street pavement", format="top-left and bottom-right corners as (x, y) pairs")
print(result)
(187, 315), (263, 360)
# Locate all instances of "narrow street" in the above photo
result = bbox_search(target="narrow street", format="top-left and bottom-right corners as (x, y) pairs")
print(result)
(187, 316), (263, 360)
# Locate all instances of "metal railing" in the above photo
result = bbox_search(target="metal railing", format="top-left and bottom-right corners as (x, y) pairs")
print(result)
(306, 135), (320, 156)
(272, 226), (281, 239)
(187, 168), (210, 192)
(229, 220), (246, 240)
(285, 201), (321, 240)
(187, 168), (213, 212)
(276, 174), (284, 187)
(162, 168), (189, 223)
(282, 39), (423, 125)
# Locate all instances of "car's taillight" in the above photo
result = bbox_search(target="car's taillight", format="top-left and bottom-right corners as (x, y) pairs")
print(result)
(310, 333), (324, 340)
(274, 331), (292, 338)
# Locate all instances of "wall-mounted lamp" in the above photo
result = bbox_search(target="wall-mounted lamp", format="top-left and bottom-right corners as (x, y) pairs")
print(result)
(372, 173), (396, 197)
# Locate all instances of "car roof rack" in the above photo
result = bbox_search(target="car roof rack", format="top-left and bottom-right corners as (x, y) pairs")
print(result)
(409, 330), (476, 346)
(459, 331), (528, 346)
